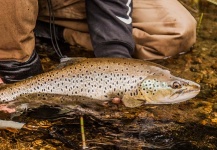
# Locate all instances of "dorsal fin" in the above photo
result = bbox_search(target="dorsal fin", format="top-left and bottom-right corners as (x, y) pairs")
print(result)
(57, 57), (88, 69)
(142, 59), (169, 70)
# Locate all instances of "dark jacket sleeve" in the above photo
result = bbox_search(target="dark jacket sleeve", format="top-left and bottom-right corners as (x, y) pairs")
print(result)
(85, 0), (135, 58)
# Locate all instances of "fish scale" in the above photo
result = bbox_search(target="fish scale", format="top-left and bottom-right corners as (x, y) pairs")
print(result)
(0, 58), (200, 107)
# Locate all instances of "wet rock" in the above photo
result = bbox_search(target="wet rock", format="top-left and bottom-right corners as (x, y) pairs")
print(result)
(211, 63), (217, 69)
(33, 139), (44, 146)
(210, 45), (217, 57)
(211, 118), (217, 124)
(192, 57), (203, 64)
(212, 103), (217, 111)
(190, 66), (198, 72)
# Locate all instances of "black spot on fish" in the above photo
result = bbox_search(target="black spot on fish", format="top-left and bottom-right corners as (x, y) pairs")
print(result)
(135, 89), (138, 95)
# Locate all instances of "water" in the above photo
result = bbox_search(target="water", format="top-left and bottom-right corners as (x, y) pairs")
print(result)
(0, 105), (216, 149)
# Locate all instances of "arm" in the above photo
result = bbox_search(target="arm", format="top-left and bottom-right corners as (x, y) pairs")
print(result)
(85, 0), (135, 58)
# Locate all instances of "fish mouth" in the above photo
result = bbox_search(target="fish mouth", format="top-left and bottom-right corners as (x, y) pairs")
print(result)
(168, 87), (200, 103)
(170, 86), (200, 98)
(170, 89), (185, 99)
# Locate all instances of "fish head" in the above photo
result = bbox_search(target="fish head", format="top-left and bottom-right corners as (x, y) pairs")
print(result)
(139, 71), (200, 104)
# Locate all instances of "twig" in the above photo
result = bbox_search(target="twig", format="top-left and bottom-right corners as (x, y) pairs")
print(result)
(197, 12), (204, 32)
(80, 115), (88, 149)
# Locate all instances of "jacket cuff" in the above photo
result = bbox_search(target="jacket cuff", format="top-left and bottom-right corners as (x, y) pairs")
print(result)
(94, 43), (133, 58)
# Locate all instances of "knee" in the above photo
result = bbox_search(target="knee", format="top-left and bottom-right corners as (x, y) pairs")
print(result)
(133, 13), (197, 60)
(175, 16), (197, 51)
(157, 17), (197, 58)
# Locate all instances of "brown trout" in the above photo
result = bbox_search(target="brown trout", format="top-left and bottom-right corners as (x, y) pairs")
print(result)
(0, 58), (200, 108)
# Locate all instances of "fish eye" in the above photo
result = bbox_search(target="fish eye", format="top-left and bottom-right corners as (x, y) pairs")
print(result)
(172, 81), (181, 89)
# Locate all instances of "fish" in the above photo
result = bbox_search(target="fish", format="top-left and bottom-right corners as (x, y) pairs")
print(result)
(0, 58), (200, 108)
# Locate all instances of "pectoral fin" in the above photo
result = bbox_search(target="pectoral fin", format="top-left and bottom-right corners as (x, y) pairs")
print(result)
(122, 95), (146, 108)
